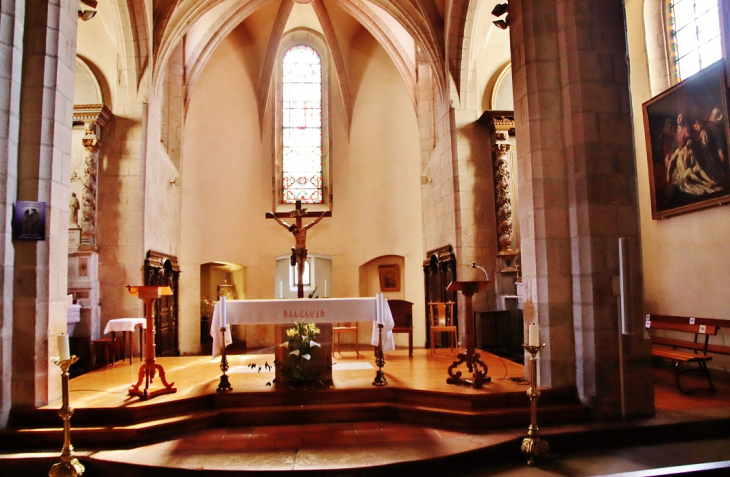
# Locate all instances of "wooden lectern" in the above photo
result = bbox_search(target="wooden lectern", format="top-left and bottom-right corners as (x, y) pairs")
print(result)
(126, 285), (177, 400)
(445, 280), (490, 389)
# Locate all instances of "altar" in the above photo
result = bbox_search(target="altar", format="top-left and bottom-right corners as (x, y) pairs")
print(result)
(210, 295), (396, 384)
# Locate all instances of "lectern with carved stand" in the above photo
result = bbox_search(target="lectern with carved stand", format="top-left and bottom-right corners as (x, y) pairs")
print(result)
(126, 285), (177, 400)
(445, 280), (490, 388)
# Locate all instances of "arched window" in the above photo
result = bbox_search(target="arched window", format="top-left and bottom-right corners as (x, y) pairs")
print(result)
(668, 0), (722, 81)
(274, 31), (330, 210)
(282, 45), (323, 204)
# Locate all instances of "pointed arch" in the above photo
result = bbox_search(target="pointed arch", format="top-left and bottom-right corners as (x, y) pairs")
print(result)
(110, 0), (151, 95)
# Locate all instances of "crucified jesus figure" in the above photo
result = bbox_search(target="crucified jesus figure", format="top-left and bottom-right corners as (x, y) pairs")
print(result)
(268, 201), (328, 298)
(272, 211), (326, 268)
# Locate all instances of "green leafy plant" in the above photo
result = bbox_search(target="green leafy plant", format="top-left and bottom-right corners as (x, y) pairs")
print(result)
(281, 321), (321, 386)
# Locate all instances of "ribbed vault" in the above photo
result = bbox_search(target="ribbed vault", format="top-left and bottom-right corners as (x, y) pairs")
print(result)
(151, 0), (456, 135)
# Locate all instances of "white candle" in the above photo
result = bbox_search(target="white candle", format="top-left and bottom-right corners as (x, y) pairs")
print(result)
(324, 279), (328, 298)
(58, 333), (70, 361)
(279, 281), (283, 299)
(528, 323), (539, 347)
(220, 296), (227, 329)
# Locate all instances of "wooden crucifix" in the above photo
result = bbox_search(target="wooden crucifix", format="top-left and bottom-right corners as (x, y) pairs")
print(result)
(267, 201), (331, 298)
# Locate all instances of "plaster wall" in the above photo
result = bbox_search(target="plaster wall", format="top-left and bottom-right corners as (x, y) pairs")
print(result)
(625, 0), (730, 371)
(180, 23), (423, 353)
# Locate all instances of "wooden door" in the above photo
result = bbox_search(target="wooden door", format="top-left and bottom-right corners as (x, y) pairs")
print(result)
(145, 251), (180, 357)
(423, 245), (457, 349)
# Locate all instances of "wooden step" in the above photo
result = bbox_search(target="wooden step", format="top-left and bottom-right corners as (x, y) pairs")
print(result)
(0, 411), (217, 450)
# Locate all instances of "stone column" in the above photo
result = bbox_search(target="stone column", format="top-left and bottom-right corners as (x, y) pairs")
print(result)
(509, 0), (654, 416)
(509, 0), (579, 392)
(13, 0), (79, 409)
(0, 0), (25, 428)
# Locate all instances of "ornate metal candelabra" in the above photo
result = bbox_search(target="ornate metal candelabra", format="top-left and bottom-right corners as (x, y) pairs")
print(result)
(217, 326), (233, 392)
(49, 356), (84, 477)
(521, 343), (549, 465)
(372, 323), (388, 386)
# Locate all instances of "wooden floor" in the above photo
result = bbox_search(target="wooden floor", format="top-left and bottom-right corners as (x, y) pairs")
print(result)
(51, 347), (529, 409)
(2, 350), (730, 475)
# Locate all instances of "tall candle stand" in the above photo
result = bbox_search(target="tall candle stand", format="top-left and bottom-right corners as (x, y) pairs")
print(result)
(521, 343), (549, 465)
(217, 326), (233, 392)
(49, 356), (84, 477)
(372, 324), (388, 386)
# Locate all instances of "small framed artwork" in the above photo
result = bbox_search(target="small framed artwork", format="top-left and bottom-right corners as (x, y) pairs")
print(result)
(642, 60), (730, 219)
(378, 264), (400, 292)
(13, 201), (46, 241)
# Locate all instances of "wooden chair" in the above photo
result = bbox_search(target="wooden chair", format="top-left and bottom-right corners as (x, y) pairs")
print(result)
(388, 299), (413, 355)
(429, 302), (457, 356)
(91, 336), (123, 368)
(332, 322), (359, 357)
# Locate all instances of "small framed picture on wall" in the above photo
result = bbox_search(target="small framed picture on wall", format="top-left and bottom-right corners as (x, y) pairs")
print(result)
(378, 264), (400, 292)
(13, 201), (46, 241)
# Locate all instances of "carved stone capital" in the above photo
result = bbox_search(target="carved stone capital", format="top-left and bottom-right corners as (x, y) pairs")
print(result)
(82, 136), (99, 153)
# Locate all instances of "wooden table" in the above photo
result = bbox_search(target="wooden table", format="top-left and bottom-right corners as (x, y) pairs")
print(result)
(103, 318), (146, 365)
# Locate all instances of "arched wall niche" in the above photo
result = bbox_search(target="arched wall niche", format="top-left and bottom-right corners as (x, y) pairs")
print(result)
(490, 63), (513, 111)
(200, 261), (246, 346)
(74, 57), (106, 106)
(358, 255), (405, 347)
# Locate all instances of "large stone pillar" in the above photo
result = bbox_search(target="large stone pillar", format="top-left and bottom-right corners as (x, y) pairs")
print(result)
(12, 0), (78, 409)
(0, 0), (25, 428)
(509, 0), (576, 391)
(555, 0), (653, 416)
(509, 0), (654, 416)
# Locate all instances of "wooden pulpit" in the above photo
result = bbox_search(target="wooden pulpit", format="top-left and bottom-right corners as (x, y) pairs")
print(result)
(445, 280), (490, 388)
(126, 285), (177, 400)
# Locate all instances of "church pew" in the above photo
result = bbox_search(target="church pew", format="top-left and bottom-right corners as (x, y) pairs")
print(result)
(645, 314), (729, 393)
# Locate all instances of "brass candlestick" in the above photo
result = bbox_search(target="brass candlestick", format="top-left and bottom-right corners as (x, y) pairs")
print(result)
(372, 324), (388, 386)
(49, 356), (85, 477)
(521, 343), (549, 466)
(217, 326), (232, 392)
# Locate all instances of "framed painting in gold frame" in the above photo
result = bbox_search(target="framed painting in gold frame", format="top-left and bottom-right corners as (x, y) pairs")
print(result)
(642, 60), (730, 219)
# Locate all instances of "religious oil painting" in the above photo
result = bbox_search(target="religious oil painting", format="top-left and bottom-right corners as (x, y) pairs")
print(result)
(378, 265), (400, 292)
(643, 60), (730, 219)
(13, 201), (46, 241)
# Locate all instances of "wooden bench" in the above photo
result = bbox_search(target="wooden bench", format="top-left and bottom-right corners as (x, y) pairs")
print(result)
(645, 314), (729, 393)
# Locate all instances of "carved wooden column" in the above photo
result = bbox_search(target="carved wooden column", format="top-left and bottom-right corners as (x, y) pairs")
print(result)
(73, 105), (111, 249)
(490, 116), (519, 272)
(493, 142), (519, 271)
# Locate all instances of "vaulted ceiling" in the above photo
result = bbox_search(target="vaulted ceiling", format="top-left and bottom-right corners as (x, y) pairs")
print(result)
(147, 0), (494, 116)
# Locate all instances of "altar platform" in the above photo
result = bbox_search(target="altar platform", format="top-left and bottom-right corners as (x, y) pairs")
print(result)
(3, 347), (586, 448)
(3, 350), (730, 475)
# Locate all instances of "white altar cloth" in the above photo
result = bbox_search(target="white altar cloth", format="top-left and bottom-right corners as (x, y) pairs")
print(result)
(104, 318), (147, 334)
(211, 294), (395, 357)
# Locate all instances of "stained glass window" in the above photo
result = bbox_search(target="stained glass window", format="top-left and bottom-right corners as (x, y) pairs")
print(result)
(669, 0), (722, 82)
(282, 45), (323, 204)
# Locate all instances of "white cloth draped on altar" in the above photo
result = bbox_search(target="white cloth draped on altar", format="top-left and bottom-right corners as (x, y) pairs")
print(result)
(210, 294), (395, 357)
